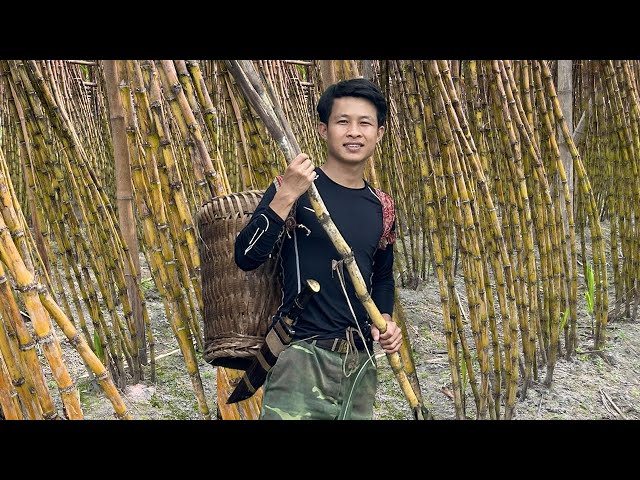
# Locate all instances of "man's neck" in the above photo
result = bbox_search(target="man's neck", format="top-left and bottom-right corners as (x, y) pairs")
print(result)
(319, 161), (366, 189)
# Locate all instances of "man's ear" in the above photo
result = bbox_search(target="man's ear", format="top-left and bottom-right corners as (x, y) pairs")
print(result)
(376, 126), (385, 142)
(318, 123), (327, 140)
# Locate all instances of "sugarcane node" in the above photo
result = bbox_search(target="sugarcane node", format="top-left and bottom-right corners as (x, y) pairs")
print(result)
(343, 251), (355, 265)
(19, 340), (36, 351)
(59, 383), (77, 394)
(38, 332), (55, 345)
(69, 332), (83, 346)
(16, 281), (38, 293)
(11, 377), (25, 387)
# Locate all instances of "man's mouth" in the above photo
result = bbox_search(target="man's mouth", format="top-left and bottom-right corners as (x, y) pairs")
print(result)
(344, 143), (363, 151)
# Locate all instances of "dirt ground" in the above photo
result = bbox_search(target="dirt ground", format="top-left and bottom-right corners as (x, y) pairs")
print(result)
(65, 264), (639, 421)
(375, 283), (640, 420)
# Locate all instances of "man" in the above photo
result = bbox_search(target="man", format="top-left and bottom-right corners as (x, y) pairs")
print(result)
(234, 78), (401, 420)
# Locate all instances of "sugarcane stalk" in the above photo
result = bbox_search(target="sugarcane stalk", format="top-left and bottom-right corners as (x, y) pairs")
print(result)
(104, 60), (144, 379)
(0, 259), (56, 418)
(431, 60), (496, 416)
(539, 60), (609, 349)
(0, 356), (22, 419)
(403, 60), (465, 418)
(0, 214), (82, 419)
(36, 285), (132, 419)
(0, 295), (40, 419)
(17, 60), (139, 383)
(125, 61), (211, 419)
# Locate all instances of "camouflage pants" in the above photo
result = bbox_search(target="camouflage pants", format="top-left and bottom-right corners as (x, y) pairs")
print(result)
(259, 341), (378, 420)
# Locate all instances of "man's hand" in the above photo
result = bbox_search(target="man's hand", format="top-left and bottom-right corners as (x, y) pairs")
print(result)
(270, 153), (316, 221)
(371, 313), (402, 354)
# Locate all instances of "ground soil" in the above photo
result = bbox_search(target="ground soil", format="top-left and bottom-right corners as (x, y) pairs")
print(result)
(65, 261), (639, 421)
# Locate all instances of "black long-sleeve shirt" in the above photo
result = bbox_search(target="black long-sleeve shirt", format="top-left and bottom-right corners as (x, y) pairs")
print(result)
(235, 168), (395, 348)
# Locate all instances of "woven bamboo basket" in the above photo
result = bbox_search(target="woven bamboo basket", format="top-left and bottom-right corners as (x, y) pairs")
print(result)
(197, 191), (280, 370)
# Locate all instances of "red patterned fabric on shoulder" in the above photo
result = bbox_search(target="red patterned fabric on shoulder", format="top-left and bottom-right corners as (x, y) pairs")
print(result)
(372, 187), (396, 250)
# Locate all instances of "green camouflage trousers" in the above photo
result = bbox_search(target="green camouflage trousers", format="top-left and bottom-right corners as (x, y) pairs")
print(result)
(259, 340), (378, 420)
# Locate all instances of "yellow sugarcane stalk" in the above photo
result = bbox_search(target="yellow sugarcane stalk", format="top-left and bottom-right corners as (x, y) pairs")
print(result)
(122, 61), (211, 420)
(0, 261), (55, 418)
(539, 60), (609, 349)
(38, 286), (132, 419)
(0, 301), (40, 419)
(0, 214), (83, 419)
(0, 357), (22, 419)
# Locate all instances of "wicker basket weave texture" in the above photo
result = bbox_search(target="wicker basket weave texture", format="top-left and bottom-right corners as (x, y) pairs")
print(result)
(198, 191), (280, 370)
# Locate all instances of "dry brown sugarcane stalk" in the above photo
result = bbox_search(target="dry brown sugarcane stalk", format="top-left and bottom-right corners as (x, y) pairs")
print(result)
(227, 59), (424, 418)
(104, 60), (144, 380)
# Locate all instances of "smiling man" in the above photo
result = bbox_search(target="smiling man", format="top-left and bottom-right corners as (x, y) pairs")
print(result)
(235, 78), (401, 420)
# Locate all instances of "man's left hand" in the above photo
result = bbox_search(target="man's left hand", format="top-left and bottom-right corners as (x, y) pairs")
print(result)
(371, 314), (402, 354)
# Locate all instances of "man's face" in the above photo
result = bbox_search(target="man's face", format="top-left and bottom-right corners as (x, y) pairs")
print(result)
(318, 97), (384, 166)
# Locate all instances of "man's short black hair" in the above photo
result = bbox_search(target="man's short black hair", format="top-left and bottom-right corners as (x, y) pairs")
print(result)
(316, 78), (388, 128)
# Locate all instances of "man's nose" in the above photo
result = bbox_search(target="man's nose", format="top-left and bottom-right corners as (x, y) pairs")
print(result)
(346, 124), (362, 137)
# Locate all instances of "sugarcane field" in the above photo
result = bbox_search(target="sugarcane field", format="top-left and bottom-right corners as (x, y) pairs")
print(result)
(0, 60), (639, 421)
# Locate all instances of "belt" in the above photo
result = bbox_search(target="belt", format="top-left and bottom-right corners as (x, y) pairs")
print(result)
(305, 338), (366, 354)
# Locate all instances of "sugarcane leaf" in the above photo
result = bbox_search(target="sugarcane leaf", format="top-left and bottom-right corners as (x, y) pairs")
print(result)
(93, 332), (104, 364)
(559, 307), (569, 332)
